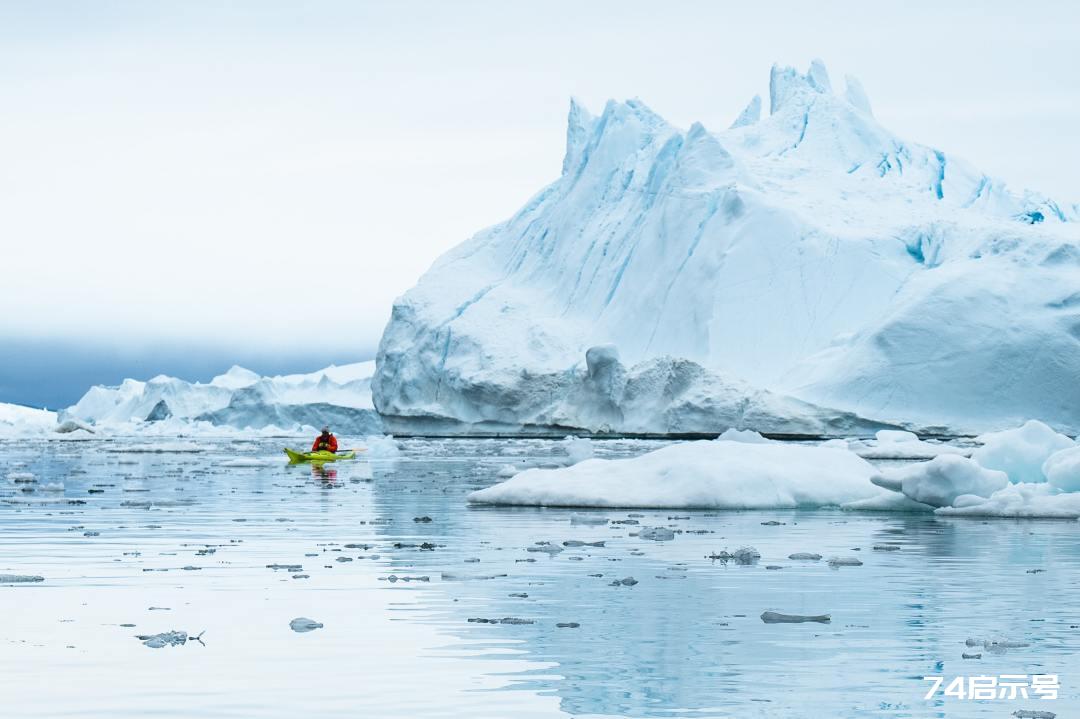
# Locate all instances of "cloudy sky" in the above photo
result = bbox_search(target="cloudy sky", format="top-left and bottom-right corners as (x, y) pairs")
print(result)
(2, 0), (1077, 406)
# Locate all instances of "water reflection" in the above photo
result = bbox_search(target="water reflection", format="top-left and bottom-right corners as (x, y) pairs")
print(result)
(362, 443), (1080, 717)
(1, 437), (1077, 718)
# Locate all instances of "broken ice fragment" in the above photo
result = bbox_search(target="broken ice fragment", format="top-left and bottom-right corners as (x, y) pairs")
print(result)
(289, 617), (323, 633)
(761, 611), (831, 624)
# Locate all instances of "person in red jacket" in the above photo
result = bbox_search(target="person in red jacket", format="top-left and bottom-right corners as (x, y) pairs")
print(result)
(312, 426), (338, 453)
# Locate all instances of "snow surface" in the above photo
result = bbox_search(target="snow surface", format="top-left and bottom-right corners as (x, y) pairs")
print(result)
(374, 59), (1079, 436)
(468, 440), (881, 509)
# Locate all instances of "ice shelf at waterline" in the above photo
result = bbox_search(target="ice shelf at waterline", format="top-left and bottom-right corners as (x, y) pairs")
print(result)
(374, 59), (1080, 436)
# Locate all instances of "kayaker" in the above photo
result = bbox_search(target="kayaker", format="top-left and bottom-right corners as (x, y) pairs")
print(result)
(312, 426), (338, 453)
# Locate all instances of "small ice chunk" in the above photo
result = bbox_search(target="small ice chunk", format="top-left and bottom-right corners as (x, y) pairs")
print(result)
(137, 630), (188, 648)
(0, 574), (44, 583)
(761, 611), (830, 624)
(637, 526), (676, 541)
(569, 514), (608, 525)
(708, 547), (760, 564)
(289, 617), (323, 633)
(827, 557), (863, 567)
(787, 553), (821, 561)
(562, 436), (595, 465)
(364, 435), (402, 460)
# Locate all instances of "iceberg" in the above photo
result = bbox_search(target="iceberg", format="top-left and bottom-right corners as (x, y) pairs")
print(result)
(63, 361), (381, 434)
(468, 440), (881, 509)
(374, 59), (1079, 436)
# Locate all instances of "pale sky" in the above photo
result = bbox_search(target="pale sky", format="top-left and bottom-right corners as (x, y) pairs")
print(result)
(2, 0), (1078, 404)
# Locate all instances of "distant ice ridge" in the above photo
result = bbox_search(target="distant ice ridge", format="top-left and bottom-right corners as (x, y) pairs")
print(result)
(374, 59), (1079, 436)
(60, 361), (381, 435)
(472, 420), (1080, 518)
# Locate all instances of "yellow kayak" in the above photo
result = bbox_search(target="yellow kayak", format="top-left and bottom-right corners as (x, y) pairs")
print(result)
(284, 448), (359, 463)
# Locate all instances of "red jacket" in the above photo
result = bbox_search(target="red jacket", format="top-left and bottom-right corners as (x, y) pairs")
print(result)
(312, 434), (338, 452)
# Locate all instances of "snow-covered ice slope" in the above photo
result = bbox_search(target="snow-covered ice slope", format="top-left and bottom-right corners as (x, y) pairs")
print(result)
(0, 402), (58, 437)
(374, 60), (1079, 435)
(64, 362), (381, 434)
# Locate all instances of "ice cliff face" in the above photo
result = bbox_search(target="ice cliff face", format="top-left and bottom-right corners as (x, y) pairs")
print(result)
(374, 60), (1079, 436)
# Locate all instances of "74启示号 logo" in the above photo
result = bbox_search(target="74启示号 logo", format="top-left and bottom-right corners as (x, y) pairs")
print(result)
(924, 675), (1058, 700)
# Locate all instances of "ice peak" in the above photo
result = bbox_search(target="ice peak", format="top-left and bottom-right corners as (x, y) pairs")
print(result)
(769, 60), (833, 114)
(729, 95), (762, 129)
(807, 58), (832, 93)
(562, 97), (594, 175)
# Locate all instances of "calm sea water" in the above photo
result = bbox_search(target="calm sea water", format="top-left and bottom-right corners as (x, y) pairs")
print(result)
(1, 437), (1076, 718)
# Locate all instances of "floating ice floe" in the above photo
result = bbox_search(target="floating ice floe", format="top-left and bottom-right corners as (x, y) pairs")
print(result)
(637, 527), (676, 541)
(865, 421), (1080, 517)
(849, 430), (969, 460)
(137, 630), (203, 648)
(870, 455), (1010, 508)
(289, 617), (323, 633)
(469, 440), (880, 509)
(562, 436), (595, 464)
(761, 611), (830, 624)
(363, 435), (402, 460)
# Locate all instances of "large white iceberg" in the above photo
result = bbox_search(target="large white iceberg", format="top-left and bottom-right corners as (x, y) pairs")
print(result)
(63, 361), (381, 434)
(374, 59), (1079, 436)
